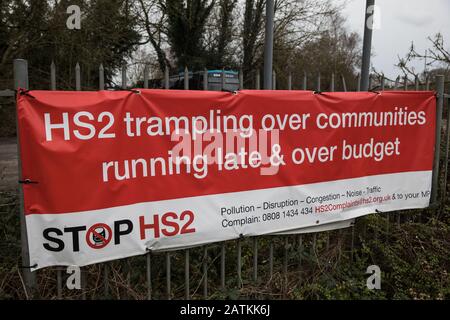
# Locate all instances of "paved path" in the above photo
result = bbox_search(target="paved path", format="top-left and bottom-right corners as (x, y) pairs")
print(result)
(0, 138), (18, 191)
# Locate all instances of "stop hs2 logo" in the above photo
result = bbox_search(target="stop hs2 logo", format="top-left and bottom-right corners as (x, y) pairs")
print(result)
(42, 210), (196, 252)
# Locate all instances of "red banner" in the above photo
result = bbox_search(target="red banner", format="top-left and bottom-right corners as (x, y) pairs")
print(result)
(16, 89), (436, 269)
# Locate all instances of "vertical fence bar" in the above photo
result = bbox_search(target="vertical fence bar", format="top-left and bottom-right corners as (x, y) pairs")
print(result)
(75, 62), (85, 299)
(99, 64), (105, 90)
(317, 73), (321, 92)
(203, 69), (208, 91)
(57, 267), (62, 299)
(203, 246), (208, 299)
(312, 234), (317, 264)
(143, 64), (149, 89)
(283, 237), (288, 297)
(165, 66), (170, 89)
(146, 252), (152, 300)
(272, 70), (276, 89)
(253, 237), (258, 282)
(185, 249), (190, 299)
(380, 75), (385, 91)
(237, 239), (242, 287)
(50, 61), (56, 90)
(356, 73), (361, 91)
(288, 72), (292, 90)
(269, 242), (274, 279)
(341, 75), (347, 92)
(394, 76), (400, 90)
(386, 212), (390, 242)
(303, 72), (307, 90)
(256, 69), (261, 90)
(102, 263), (109, 298)
(121, 62), (127, 89)
(415, 75), (419, 91)
(166, 252), (171, 300)
(221, 243), (226, 290)
(403, 76), (408, 91)
(75, 62), (81, 91)
(330, 73), (335, 92)
(351, 222), (355, 261)
(298, 235), (303, 283)
(222, 68), (226, 90)
(431, 75), (445, 205)
(368, 74), (372, 90)
(426, 76), (430, 91)
(239, 69), (244, 89)
(184, 66), (189, 90)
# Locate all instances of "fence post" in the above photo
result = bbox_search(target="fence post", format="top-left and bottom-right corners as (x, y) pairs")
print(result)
(49, 62), (63, 298)
(13, 65), (37, 300)
(431, 75), (445, 205)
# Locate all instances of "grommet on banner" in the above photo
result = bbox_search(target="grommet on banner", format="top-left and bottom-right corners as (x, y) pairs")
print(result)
(239, 233), (244, 239)
(18, 179), (38, 185)
(375, 209), (383, 213)
(17, 88), (35, 98)
(313, 91), (323, 95)
(369, 90), (381, 95)
(20, 263), (38, 269)
(130, 89), (141, 94)
(221, 89), (238, 95)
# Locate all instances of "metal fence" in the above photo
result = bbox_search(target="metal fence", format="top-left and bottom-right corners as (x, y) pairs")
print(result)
(1, 58), (449, 300)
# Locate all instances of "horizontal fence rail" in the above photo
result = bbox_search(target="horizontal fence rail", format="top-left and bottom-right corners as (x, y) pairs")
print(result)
(3, 59), (449, 300)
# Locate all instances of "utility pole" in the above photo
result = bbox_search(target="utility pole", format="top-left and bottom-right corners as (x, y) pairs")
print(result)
(360, 0), (375, 91)
(263, 0), (274, 90)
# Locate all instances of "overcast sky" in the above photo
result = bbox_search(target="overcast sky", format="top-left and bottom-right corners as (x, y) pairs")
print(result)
(342, 0), (450, 79)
